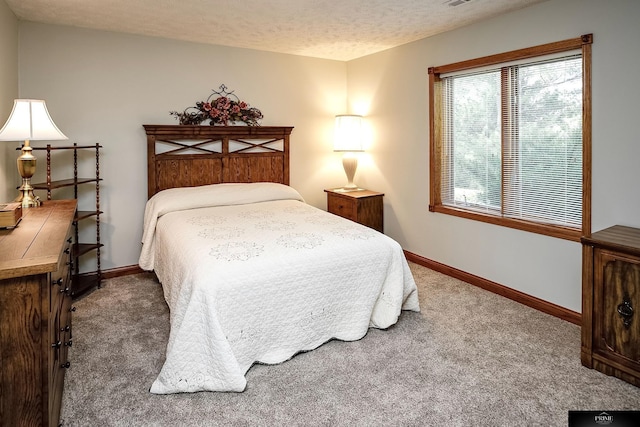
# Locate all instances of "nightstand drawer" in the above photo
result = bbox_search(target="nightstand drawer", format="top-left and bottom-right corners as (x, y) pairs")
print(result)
(325, 189), (384, 233)
(327, 196), (357, 221)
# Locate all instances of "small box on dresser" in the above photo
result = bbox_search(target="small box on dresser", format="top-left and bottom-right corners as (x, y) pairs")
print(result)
(0, 202), (22, 228)
(581, 225), (640, 387)
(0, 200), (77, 427)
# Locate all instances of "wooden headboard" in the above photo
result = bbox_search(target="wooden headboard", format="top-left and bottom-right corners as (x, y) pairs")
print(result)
(143, 125), (293, 198)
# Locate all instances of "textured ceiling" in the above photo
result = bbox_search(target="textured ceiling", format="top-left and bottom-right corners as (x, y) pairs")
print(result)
(6, 0), (547, 61)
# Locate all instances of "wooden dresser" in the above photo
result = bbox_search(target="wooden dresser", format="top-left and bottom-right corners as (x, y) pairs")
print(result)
(0, 200), (76, 427)
(325, 189), (384, 233)
(581, 225), (640, 387)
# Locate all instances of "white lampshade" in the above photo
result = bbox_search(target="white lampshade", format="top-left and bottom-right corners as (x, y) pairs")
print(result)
(0, 99), (67, 141)
(334, 115), (363, 152)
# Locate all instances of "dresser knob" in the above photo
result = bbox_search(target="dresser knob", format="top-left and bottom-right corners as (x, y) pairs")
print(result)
(617, 298), (634, 328)
(60, 287), (70, 294)
(61, 325), (70, 332)
(52, 278), (63, 287)
(64, 339), (73, 347)
(64, 247), (70, 255)
(70, 306), (76, 312)
(61, 362), (71, 369)
(52, 341), (61, 349)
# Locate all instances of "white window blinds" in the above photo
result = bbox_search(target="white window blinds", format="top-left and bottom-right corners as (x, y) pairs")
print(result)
(503, 55), (583, 227)
(442, 70), (501, 213)
(440, 53), (583, 229)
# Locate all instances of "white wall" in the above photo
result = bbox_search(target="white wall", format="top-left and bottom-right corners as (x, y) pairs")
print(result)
(347, 0), (640, 312)
(0, 0), (18, 203)
(18, 23), (348, 273)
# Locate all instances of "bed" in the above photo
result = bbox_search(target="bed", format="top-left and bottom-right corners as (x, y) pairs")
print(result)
(140, 125), (420, 393)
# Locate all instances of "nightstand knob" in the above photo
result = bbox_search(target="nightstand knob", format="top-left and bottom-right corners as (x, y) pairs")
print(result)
(64, 339), (73, 347)
(52, 341), (61, 349)
(52, 278), (63, 286)
(61, 362), (71, 369)
(61, 325), (70, 332)
(617, 298), (634, 328)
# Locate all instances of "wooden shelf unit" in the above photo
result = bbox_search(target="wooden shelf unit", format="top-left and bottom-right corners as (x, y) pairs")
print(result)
(32, 143), (103, 298)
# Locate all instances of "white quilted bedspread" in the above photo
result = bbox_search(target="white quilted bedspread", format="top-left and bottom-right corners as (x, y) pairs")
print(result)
(139, 183), (420, 393)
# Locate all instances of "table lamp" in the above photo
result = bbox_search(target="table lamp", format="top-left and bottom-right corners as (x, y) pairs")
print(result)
(0, 99), (68, 207)
(334, 114), (364, 191)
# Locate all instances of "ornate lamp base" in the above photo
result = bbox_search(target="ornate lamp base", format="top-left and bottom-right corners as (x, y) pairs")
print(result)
(15, 179), (41, 208)
(15, 140), (41, 208)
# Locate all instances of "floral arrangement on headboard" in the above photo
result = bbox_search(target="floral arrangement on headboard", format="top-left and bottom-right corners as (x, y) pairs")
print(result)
(170, 84), (264, 126)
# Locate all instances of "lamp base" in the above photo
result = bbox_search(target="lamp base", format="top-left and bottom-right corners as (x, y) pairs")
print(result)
(341, 153), (361, 191)
(14, 140), (40, 208)
(15, 180), (41, 208)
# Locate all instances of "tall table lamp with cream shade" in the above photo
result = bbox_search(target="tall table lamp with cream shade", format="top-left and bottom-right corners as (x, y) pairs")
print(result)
(334, 114), (364, 191)
(0, 99), (68, 208)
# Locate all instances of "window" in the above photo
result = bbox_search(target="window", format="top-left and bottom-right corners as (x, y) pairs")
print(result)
(429, 35), (592, 241)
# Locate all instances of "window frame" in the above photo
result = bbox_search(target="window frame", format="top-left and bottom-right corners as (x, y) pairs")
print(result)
(428, 34), (593, 241)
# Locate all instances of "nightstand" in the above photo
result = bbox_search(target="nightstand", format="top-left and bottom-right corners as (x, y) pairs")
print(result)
(325, 188), (384, 233)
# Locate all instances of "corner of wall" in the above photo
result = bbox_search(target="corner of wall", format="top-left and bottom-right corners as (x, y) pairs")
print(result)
(0, 0), (19, 202)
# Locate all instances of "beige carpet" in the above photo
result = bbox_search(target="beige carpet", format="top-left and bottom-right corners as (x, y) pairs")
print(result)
(60, 263), (640, 426)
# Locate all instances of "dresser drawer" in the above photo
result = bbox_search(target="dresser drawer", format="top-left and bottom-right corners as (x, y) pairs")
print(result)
(50, 293), (72, 424)
(50, 236), (72, 311)
(49, 230), (74, 426)
(50, 279), (72, 374)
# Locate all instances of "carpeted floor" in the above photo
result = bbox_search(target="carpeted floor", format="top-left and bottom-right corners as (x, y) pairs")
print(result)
(60, 263), (640, 426)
